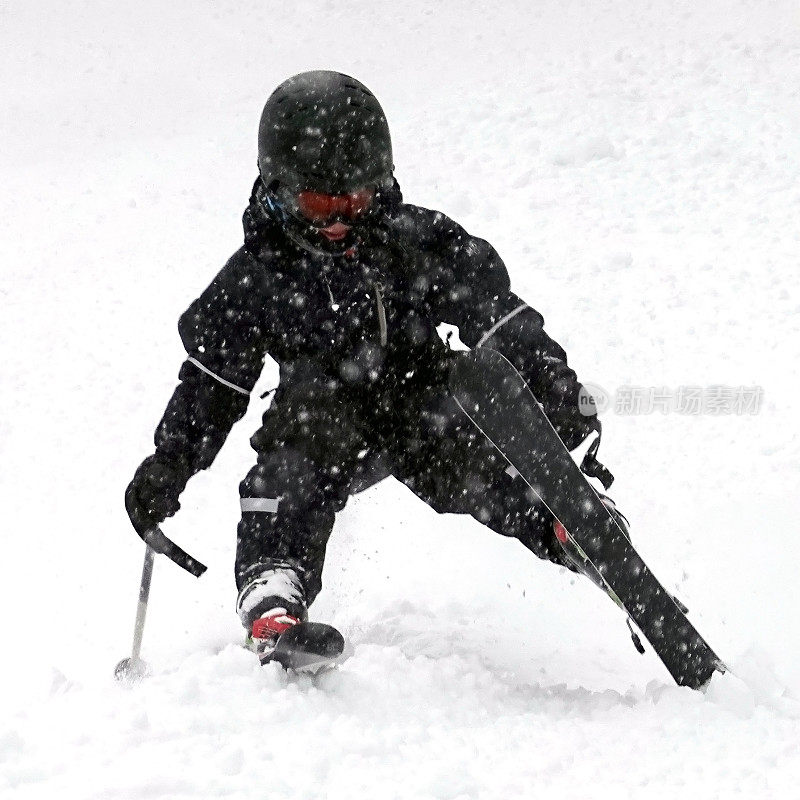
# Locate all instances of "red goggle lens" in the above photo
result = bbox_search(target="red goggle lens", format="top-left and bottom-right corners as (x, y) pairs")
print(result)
(296, 187), (375, 223)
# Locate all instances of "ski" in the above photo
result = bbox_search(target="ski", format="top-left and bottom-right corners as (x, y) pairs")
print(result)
(449, 347), (726, 689)
(261, 622), (346, 674)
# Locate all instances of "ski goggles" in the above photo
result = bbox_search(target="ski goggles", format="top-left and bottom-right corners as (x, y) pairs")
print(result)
(294, 186), (376, 225)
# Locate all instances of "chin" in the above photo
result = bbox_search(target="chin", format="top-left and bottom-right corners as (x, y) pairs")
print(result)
(316, 226), (360, 253)
(291, 229), (359, 258)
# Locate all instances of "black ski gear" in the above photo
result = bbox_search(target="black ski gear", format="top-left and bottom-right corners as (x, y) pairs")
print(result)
(266, 622), (346, 672)
(450, 347), (725, 689)
(235, 352), (572, 603)
(134, 174), (601, 606)
(257, 70), (394, 256)
(127, 453), (189, 526)
(258, 71), (393, 196)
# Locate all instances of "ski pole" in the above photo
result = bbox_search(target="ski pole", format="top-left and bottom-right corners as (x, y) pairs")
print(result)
(114, 544), (155, 682)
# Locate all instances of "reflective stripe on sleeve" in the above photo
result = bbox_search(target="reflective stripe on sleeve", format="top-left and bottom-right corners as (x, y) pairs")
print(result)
(240, 497), (281, 513)
(187, 356), (250, 396)
(475, 303), (529, 348)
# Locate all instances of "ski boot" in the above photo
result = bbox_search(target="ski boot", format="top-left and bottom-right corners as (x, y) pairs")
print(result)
(237, 566), (345, 672)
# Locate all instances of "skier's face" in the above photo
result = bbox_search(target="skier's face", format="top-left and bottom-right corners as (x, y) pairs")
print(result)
(267, 182), (380, 257)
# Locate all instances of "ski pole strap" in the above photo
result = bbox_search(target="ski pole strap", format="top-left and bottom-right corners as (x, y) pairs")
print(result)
(580, 425), (614, 490)
(125, 488), (207, 577)
(140, 527), (207, 578)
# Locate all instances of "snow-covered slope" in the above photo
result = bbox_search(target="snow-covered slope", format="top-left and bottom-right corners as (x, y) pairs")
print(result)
(2, 1), (799, 797)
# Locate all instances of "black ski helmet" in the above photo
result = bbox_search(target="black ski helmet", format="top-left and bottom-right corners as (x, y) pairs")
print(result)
(257, 71), (394, 255)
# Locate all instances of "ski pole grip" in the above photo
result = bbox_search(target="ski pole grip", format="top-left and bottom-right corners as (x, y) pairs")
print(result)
(125, 487), (207, 578)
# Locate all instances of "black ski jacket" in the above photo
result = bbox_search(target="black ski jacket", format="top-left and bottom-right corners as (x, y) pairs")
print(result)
(152, 181), (600, 486)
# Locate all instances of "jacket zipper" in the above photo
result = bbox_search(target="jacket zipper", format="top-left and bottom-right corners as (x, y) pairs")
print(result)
(322, 276), (340, 311)
(373, 283), (387, 346)
(325, 274), (386, 346)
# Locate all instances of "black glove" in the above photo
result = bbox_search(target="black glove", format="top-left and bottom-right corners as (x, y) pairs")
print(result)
(127, 454), (189, 526)
(548, 398), (599, 452)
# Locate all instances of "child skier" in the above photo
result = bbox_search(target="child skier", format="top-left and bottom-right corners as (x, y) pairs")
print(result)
(126, 70), (622, 660)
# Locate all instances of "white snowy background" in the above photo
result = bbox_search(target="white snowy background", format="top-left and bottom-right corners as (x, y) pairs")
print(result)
(2, 1), (800, 797)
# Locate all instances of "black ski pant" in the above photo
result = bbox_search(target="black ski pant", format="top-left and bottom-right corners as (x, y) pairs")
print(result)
(235, 354), (568, 609)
